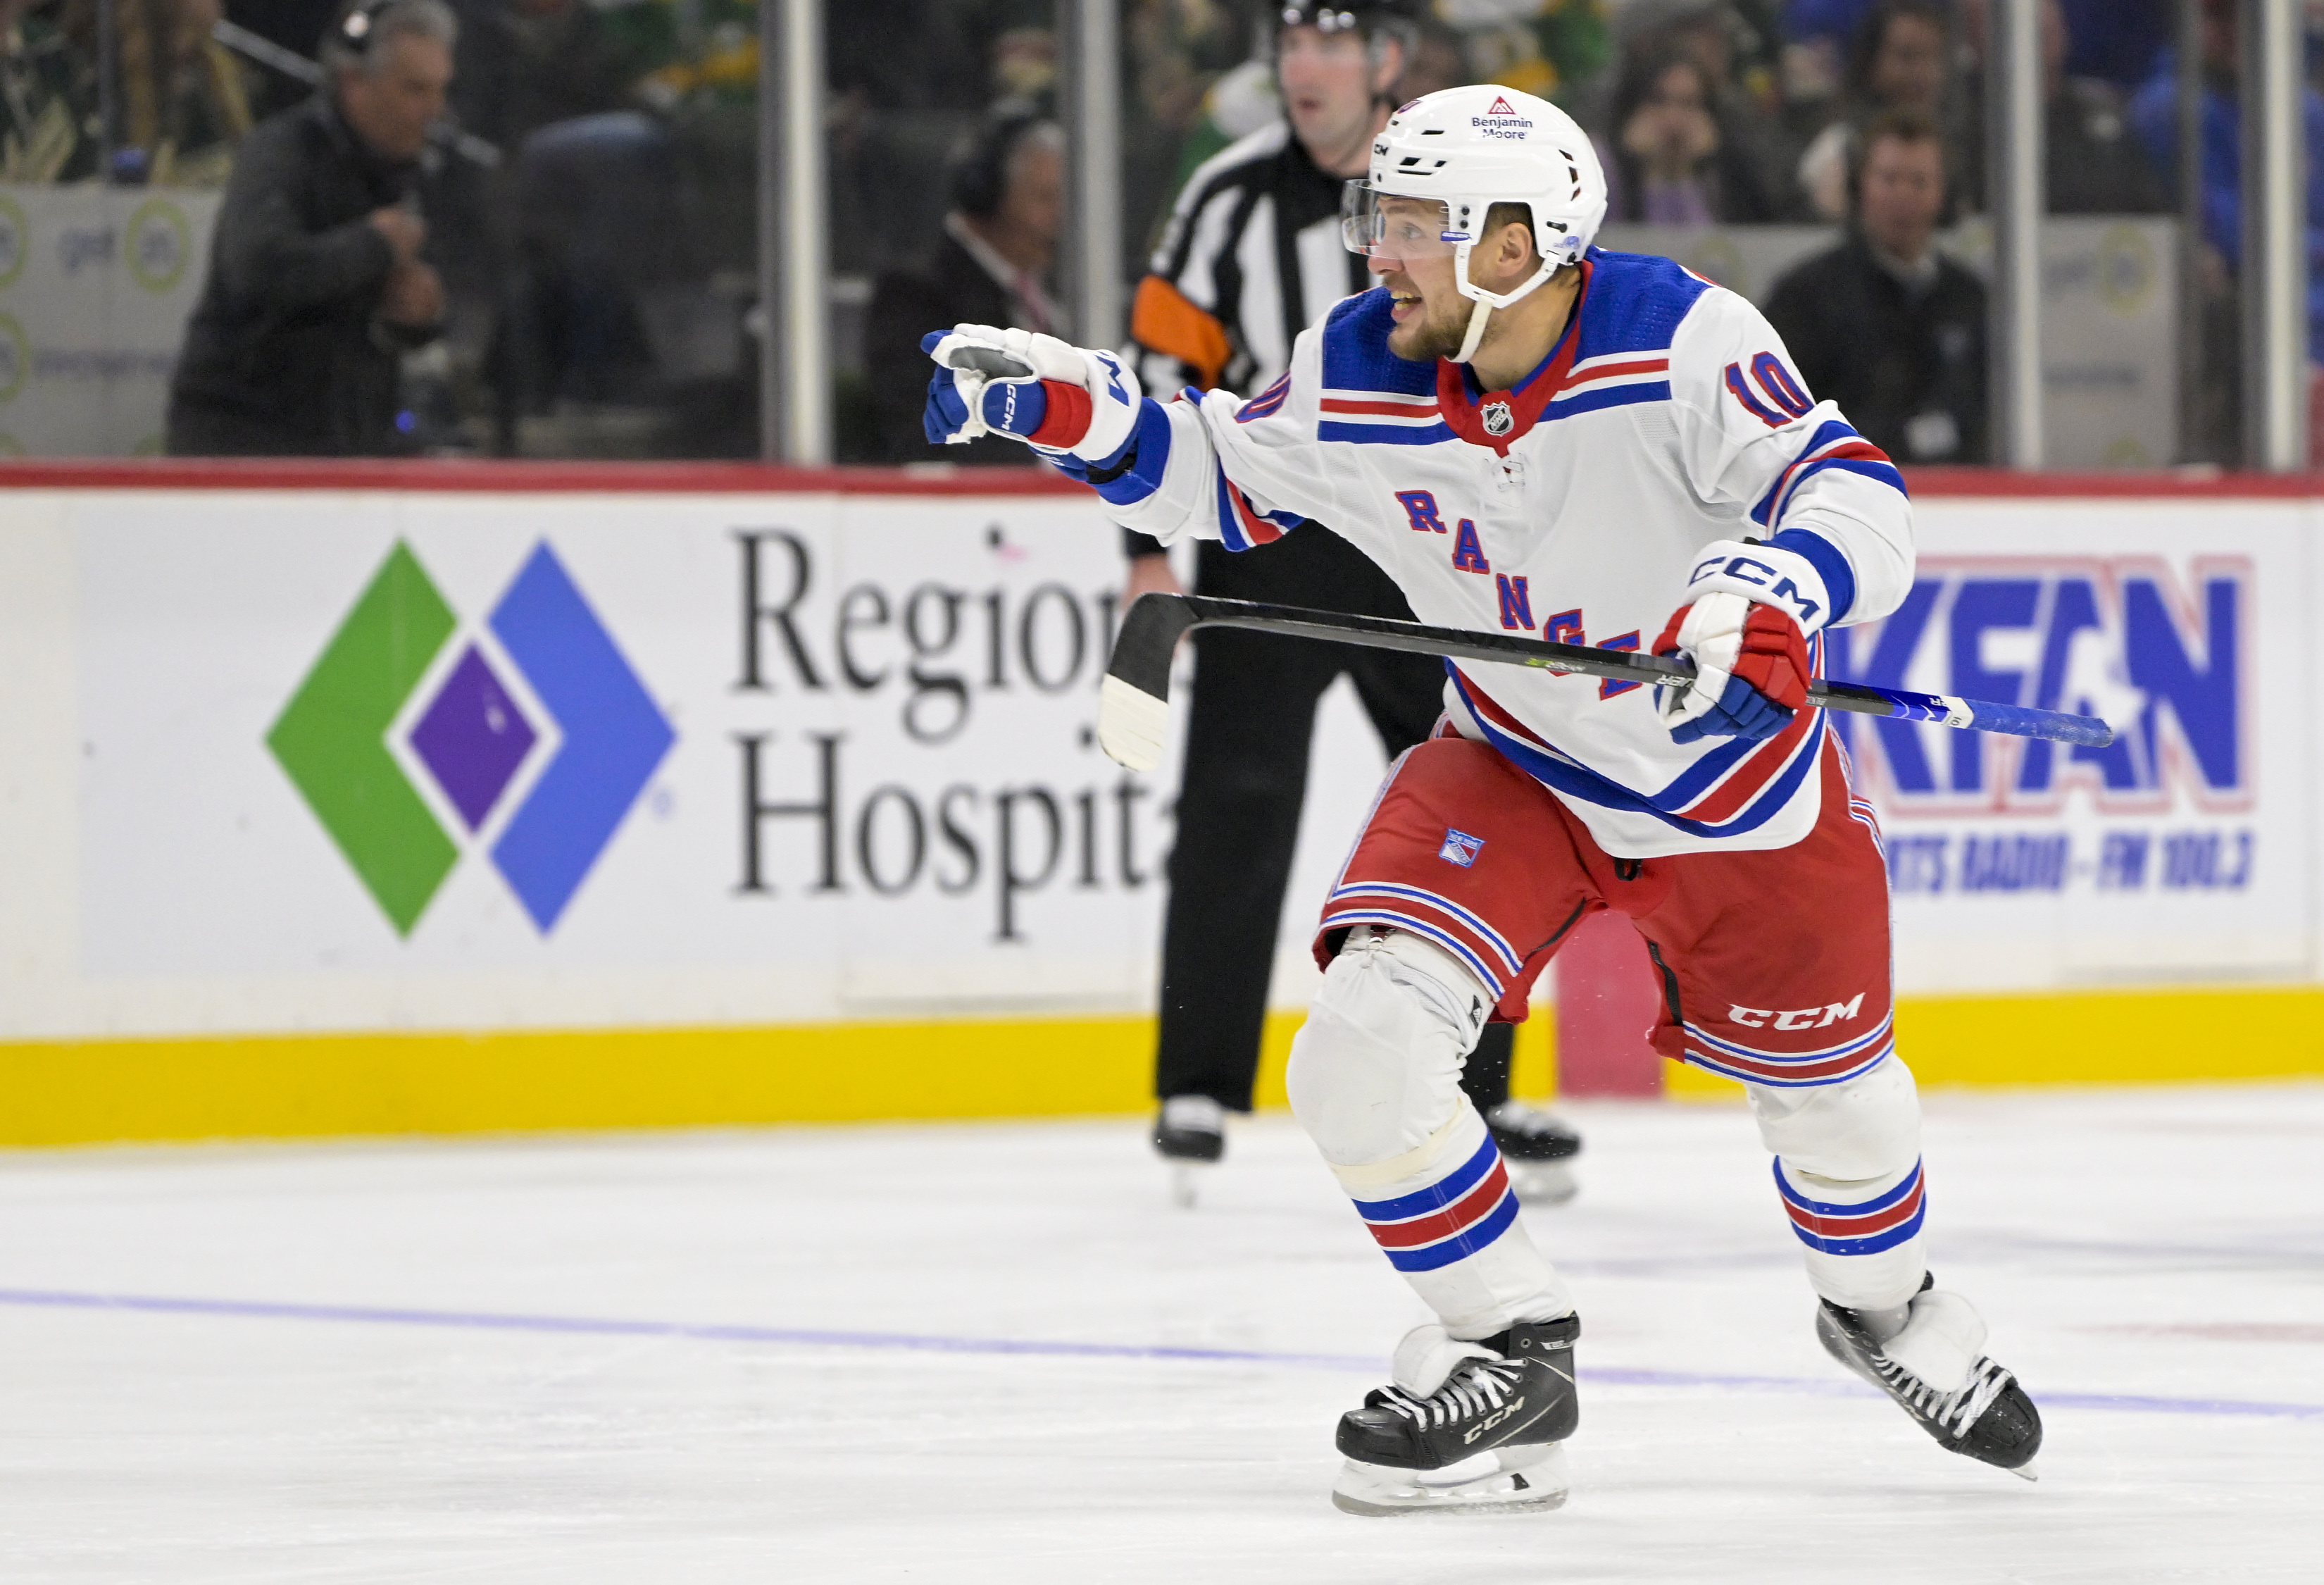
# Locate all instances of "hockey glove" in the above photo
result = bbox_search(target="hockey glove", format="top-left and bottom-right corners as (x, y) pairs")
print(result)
(1654, 539), (1832, 744)
(920, 324), (1143, 464)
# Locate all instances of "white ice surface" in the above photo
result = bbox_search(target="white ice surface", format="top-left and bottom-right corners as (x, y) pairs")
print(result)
(2, 1083), (2320, 1583)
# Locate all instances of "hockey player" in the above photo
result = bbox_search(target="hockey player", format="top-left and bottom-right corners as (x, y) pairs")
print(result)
(1125, 0), (1581, 1203)
(918, 83), (2042, 1515)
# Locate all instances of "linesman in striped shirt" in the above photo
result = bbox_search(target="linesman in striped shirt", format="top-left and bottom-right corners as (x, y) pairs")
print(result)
(1127, 1), (1582, 1200)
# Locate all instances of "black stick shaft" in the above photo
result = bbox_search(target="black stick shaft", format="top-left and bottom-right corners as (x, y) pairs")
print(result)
(1107, 595), (2113, 747)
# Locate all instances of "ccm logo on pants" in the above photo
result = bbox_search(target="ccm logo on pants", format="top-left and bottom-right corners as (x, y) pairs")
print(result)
(1728, 993), (1865, 1031)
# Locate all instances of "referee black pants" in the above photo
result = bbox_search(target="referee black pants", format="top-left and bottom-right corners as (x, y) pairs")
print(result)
(1155, 527), (1516, 1112)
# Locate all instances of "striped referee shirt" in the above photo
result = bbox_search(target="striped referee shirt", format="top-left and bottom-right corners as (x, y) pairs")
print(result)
(1129, 120), (1373, 397)
(1123, 120), (1372, 556)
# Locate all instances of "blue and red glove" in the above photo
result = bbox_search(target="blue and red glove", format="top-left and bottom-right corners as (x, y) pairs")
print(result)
(919, 325), (1140, 461)
(1654, 597), (1811, 742)
(1654, 539), (1830, 743)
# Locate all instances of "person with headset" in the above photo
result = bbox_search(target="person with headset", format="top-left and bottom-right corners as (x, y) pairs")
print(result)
(866, 108), (1066, 465)
(1123, 2), (1582, 1203)
(168, 0), (454, 456)
(1762, 106), (1987, 465)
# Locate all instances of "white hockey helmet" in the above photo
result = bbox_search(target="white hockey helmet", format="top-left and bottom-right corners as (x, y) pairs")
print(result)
(1341, 85), (1608, 361)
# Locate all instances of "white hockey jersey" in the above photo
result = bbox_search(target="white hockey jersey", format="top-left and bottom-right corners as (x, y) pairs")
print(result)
(1087, 247), (1915, 859)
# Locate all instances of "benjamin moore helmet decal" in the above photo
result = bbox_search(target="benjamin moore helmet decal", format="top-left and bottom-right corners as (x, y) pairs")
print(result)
(268, 540), (675, 936)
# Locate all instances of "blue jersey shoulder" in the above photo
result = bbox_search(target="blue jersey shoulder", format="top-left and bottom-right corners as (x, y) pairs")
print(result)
(1319, 289), (1437, 397)
(1573, 247), (1716, 363)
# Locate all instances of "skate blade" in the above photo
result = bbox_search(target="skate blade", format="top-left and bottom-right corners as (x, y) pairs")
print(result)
(2007, 1459), (2038, 1483)
(1508, 1162), (1578, 1205)
(1330, 1445), (1570, 1517)
(1168, 1161), (1213, 1209)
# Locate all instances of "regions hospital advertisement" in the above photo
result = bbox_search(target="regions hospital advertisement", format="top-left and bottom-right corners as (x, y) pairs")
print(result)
(0, 475), (2315, 1140)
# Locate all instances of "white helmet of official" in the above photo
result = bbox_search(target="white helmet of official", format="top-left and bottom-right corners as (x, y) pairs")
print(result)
(1341, 85), (1608, 362)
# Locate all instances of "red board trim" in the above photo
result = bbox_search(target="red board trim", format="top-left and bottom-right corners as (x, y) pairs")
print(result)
(4, 459), (2324, 501)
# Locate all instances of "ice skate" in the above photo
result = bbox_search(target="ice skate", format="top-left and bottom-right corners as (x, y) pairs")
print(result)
(1151, 1095), (1225, 1207)
(1816, 1274), (2043, 1479)
(1484, 1100), (1581, 1205)
(1331, 1314), (1580, 1516)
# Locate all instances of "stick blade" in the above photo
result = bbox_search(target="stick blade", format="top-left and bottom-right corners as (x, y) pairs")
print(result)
(1097, 593), (1201, 771)
(1098, 673), (1169, 771)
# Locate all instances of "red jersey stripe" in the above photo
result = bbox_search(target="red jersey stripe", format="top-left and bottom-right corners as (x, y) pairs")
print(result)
(1785, 1179), (1923, 1242)
(1674, 709), (1819, 825)
(1558, 356), (1668, 390)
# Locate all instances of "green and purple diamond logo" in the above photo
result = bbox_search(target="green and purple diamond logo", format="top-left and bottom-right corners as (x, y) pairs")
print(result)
(267, 540), (675, 936)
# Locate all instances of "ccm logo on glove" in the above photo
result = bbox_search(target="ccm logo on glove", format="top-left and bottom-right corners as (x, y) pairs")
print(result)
(1685, 551), (1823, 631)
(920, 325), (1144, 464)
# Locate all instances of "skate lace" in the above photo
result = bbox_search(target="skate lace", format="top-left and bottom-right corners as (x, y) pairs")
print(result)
(1873, 1351), (2013, 1436)
(1375, 1358), (1526, 1429)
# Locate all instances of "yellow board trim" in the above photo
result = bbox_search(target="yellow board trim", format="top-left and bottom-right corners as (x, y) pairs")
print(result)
(2, 983), (2320, 1145)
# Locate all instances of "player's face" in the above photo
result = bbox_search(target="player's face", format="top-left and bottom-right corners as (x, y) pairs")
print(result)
(1279, 25), (1377, 159)
(1364, 198), (1474, 361)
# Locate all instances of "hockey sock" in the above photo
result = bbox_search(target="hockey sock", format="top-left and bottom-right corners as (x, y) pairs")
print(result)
(1773, 1155), (1928, 1312)
(1331, 1102), (1575, 1338)
(1747, 1056), (1928, 1311)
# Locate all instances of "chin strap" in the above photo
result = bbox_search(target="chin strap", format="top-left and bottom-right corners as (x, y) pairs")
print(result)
(1446, 256), (1565, 366)
(1450, 295), (1494, 364)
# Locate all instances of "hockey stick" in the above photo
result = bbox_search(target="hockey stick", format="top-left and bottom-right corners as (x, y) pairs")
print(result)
(1096, 594), (2115, 772)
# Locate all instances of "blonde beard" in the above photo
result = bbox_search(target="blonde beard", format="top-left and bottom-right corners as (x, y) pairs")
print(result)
(1387, 296), (1478, 363)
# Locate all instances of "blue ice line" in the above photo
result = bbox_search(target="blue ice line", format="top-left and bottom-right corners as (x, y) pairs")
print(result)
(0, 1286), (2316, 1423)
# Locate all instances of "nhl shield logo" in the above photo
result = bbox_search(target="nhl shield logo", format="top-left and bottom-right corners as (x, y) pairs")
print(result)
(1482, 399), (1514, 437)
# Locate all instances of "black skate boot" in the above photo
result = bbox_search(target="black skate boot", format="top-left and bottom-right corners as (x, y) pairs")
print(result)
(1484, 1100), (1582, 1205)
(1816, 1274), (2043, 1479)
(1332, 1314), (1580, 1516)
(1151, 1095), (1224, 1207)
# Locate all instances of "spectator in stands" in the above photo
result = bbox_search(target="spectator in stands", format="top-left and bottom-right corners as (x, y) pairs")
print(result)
(1599, 0), (1799, 218)
(106, 0), (256, 185)
(2128, 0), (2324, 340)
(1455, 0), (1613, 111)
(864, 108), (1065, 465)
(1796, 0), (1957, 221)
(448, 0), (640, 152)
(1599, 45), (1790, 222)
(1, 0), (101, 182)
(1954, 0), (2166, 216)
(1396, 12), (1470, 102)
(2128, 0), (2324, 460)
(1766, 108), (1987, 464)
(167, 0), (456, 455)
(1788, 0), (2168, 92)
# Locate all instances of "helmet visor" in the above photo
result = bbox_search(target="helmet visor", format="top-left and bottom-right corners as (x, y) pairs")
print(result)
(1340, 183), (1460, 261)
